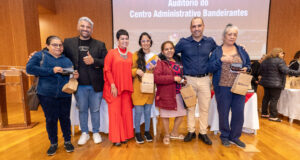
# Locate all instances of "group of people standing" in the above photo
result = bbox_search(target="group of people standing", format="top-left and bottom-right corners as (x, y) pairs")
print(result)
(27, 16), (293, 156)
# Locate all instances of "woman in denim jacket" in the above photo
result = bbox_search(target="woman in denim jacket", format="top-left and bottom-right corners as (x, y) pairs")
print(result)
(26, 36), (78, 156)
(209, 24), (250, 148)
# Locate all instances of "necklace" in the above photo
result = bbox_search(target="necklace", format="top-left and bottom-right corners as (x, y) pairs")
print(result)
(117, 47), (128, 59)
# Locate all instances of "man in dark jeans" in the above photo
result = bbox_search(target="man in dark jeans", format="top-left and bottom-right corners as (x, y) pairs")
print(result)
(175, 17), (217, 145)
(63, 17), (107, 145)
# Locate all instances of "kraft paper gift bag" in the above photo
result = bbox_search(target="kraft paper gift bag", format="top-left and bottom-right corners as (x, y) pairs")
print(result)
(180, 84), (197, 108)
(141, 73), (154, 93)
(290, 77), (300, 89)
(285, 76), (291, 89)
(62, 78), (78, 94)
(231, 73), (253, 95)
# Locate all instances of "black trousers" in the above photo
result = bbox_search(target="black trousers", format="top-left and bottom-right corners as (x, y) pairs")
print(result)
(261, 87), (282, 118)
(38, 95), (72, 144)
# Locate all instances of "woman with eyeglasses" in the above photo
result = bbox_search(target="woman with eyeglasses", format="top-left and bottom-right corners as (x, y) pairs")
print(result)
(26, 35), (78, 156)
(131, 32), (158, 144)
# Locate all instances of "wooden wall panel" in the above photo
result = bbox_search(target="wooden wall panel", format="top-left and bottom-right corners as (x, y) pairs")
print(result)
(0, 0), (17, 66)
(0, 0), (41, 104)
(267, 0), (300, 63)
(22, 0), (41, 66)
(39, 0), (113, 50)
(0, 0), (41, 66)
(37, 0), (56, 13)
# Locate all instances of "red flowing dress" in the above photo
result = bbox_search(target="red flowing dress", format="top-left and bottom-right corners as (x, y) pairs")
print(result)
(103, 47), (134, 143)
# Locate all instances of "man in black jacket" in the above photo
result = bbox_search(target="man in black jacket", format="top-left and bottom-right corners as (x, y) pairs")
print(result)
(63, 17), (107, 145)
(251, 55), (265, 92)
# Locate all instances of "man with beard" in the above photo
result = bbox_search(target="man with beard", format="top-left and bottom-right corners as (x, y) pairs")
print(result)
(175, 17), (217, 145)
(63, 17), (107, 145)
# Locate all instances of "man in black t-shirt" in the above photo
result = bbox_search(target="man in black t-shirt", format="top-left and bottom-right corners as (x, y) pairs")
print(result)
(63, 17), (107, 146)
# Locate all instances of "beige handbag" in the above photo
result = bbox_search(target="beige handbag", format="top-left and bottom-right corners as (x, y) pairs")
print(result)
(180, 84), (197, 108)
(231, 73), (253, 95)
(285, 76), (291, 89)
(62, 78), (78, 94)
(141, 73), (154, 93)
(290, 76), (300, 89)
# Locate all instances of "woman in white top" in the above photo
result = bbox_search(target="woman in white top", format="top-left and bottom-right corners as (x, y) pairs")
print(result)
(131, 32), (158, 144)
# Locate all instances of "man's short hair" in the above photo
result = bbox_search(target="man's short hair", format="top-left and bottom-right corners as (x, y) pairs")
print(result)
(190, 17), (204, 28)
(78, 17), (94, 28)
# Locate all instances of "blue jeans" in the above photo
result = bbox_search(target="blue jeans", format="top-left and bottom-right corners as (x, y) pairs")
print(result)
(214, 86), (245, 141)
(38, 95), (71, 144)
(75, 85), (102, 133)
(134, 104), (152, 133)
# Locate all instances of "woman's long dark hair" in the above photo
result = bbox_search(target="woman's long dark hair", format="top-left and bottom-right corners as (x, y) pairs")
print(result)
(137, 32), (153, 72)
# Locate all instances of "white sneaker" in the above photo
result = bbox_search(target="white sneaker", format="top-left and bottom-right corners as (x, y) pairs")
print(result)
(93, 133), (102, 144)
(78, 132), (90, 145)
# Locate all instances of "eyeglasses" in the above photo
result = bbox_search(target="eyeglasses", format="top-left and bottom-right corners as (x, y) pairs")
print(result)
(50, 43), (63, 48)
(141, 40), (151, 43)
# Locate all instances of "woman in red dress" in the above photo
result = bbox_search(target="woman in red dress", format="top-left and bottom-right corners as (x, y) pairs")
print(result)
(103, 29), (134, 146)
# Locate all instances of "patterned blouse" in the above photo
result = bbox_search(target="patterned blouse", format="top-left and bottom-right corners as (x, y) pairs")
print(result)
(219, 54), (242, 87)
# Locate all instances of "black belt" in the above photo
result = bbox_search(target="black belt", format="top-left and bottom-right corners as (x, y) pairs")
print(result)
(185, 73), (208, 77)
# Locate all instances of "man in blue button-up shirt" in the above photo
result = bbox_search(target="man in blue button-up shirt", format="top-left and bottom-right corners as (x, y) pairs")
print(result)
(175, 17), (217, 145)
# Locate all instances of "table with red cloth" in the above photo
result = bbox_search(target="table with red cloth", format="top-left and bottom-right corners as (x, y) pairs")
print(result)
(195, 91), (259, 135)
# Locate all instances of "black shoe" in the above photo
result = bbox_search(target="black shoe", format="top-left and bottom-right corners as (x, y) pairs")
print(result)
(135, 133), (144, 144)
(198, 134), (212, 145)
(229, 139), (246, 148)
(221, 139), (230, 147)
(64, 141), (74, 153)
(113, 142), (121, 146)
(268, 118), (282, 122)
(144, 131), (153, 142)
(47, 144), (58, 156)
(184, 132), (196, 142)
(121, 140), (128, 144)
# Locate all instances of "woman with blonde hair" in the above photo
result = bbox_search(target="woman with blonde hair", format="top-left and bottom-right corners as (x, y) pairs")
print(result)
(259, 48), (300, 122)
